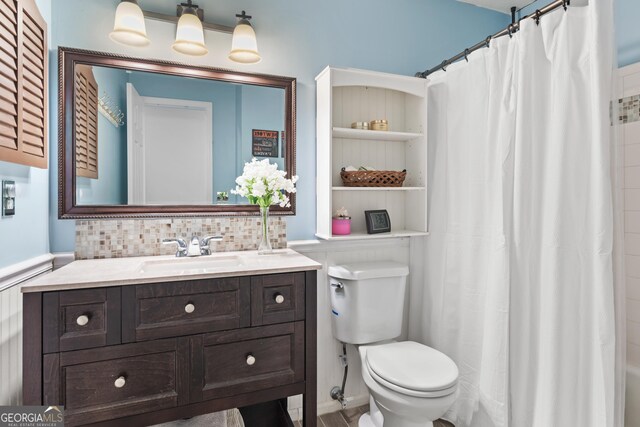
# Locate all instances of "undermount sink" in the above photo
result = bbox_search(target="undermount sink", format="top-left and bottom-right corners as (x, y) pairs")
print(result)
(138, 255), (245, 275)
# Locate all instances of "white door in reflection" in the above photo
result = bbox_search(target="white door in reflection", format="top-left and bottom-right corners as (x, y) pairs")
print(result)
(126, 83), (213, 204)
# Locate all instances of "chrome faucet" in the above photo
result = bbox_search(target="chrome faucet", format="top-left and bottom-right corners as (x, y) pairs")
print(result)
(200, 235), (224, 255)
(162, 238), (188, 257)
(163, 235), (223, 257)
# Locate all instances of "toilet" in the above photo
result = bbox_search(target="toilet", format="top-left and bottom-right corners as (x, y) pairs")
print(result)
(328, 262), (459, 427)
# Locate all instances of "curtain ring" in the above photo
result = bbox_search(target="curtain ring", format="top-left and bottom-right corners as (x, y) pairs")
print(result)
(440, 60), (448, 72)
(508, 24), (513, 38)
(535, 9), (541, 25)
(485, 36), (492, 48)
(464, 48), (470, 62)
(563, 0), (569, 11)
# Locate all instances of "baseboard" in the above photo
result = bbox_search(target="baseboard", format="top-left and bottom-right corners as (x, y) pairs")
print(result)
(317, 394), (370, 416)
(0, 253), (53, 292)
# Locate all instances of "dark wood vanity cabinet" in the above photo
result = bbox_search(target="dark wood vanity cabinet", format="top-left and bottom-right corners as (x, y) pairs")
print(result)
(24, 271), (317, 427)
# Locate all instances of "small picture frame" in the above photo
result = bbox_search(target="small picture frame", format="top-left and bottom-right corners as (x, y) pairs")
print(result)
(364, 209), (391, 234)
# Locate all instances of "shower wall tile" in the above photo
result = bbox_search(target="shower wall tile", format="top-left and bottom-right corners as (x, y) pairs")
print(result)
(629, 321), (640, 346)
(626, 144), (640, 166)
(74, 217), (287, 260)
(621, 71), (640, 369)
(627, 167), (640, 188)
(627, 190), (640, 211)
(629, 343), (640, 367)
(627, 212), (640, 234)
(619, 95), (640, 124)
(629, 300), (640, 323)
(628, 277), (640, 301)
(628, 255), (640, 279)
(625, 122), (640, 144)
(627, 233), (640, 256)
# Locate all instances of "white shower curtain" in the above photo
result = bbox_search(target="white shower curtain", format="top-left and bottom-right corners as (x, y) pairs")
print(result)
(413, 1), (623, 426)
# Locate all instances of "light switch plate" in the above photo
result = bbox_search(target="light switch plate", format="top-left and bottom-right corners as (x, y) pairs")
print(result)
(2, 180), (15, 216)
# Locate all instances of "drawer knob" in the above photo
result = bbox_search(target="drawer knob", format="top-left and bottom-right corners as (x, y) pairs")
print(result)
(76, 315), (90, 326)
(246, 354), (256, 366)
(274, 293), (285, 304)
(114, 376), (126, 388)
(185, 303), (195, 314)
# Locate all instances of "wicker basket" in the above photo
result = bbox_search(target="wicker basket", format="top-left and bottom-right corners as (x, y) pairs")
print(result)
(340, 168), (407, 187)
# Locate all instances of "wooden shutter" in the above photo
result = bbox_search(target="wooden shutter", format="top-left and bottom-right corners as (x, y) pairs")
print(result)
(0, 0), (19, 154)
(75, 65), (98, 179)
(0, 0), (47, 168)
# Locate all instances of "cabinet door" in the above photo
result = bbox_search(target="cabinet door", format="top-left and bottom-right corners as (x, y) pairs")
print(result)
(0, 0), (47, 168)
(190, 322), (305, 402)
(43, 338), (189, 426)
(42, 287), (121, 353)
(122, 277), (251, 342)
(251, 273), (305, 326)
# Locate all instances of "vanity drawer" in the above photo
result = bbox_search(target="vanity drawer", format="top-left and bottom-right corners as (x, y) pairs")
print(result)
(190, 322), (305, 402)
(122, 277), (251, 342)
(43, 338), (189, 426)
(251, 273), (305, 326)
(42, 288), (121, 353)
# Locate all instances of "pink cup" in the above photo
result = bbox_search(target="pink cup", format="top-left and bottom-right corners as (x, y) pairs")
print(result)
(332, 218), (351, 235)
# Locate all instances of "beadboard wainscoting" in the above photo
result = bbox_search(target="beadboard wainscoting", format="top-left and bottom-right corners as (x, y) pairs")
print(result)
(0, 254), (54, 405)
(288, 237), (425, 418)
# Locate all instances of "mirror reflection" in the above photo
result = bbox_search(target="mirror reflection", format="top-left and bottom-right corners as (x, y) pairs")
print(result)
(73, 65), (286, 206)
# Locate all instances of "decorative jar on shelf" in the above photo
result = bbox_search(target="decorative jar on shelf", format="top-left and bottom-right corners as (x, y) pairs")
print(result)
(332, 207), (351, 235)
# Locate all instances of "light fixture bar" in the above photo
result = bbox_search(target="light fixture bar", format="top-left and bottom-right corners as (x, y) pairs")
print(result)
(142, 10), (234, 34)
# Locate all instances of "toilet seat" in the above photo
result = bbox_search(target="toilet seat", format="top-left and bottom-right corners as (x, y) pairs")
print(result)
(365, 341), (458, 398)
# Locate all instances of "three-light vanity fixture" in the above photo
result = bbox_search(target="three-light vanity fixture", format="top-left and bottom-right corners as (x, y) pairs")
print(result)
(109, 0), (261, 63)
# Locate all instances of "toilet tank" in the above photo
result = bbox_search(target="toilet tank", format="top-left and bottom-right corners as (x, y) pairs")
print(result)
(328, 261), (409, 344)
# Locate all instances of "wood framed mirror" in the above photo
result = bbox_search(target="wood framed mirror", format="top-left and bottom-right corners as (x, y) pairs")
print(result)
(58, 47), (296, 219)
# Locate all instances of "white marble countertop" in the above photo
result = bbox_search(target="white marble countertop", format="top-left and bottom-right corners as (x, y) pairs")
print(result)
(21, 249), (321, 293)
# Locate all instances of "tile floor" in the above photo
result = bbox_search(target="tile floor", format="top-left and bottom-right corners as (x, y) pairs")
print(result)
(155, 405), (455, 427)
(314, 405), (454, 427)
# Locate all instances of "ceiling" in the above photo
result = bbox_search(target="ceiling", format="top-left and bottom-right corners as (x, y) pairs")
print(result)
(456, 0), (534, 14)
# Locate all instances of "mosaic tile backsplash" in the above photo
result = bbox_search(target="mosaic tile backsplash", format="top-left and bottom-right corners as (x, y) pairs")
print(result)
(619, 94), (640, 124)
(75, 217), (287, 260)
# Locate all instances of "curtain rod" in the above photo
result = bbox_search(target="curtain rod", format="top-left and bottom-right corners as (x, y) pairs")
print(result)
(415, 0), (570, 79)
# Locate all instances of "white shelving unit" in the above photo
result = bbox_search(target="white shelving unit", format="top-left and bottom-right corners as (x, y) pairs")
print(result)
(315, 66), (429, 240)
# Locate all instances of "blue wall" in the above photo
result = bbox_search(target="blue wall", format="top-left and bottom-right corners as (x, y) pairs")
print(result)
(7, 0), (637, 263)
(0, 0), (51, 269)
(240, 85), (286, 175)
(615, 0), (640, 67)
(128, 72), (238, 203)
(76, 66), (128, 205)
(47, 0), (509, 252)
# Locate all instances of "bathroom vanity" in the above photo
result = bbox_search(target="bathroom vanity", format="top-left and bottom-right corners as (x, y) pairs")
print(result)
(21, 249), (320, 427)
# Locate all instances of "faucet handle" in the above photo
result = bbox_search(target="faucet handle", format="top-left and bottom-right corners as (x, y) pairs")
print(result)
(201, 235), (223, 245)
(162, 238), (188, 257)
(200, 235), (223, 255)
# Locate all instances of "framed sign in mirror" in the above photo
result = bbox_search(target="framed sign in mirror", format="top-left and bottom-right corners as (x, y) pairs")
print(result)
(58, 47), (296, 219)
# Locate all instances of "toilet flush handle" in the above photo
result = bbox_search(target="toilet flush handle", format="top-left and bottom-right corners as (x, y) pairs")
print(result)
(331, 281), (344, 290)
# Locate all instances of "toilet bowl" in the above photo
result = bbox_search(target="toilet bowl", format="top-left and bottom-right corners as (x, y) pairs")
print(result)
(328, 262), (459, 427)
(357, 341), (458, 427)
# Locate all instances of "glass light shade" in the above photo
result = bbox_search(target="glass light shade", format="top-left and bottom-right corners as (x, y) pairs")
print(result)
(172, 13), (208, 56)
(228, 21), (261, 64)
(109, 1), (150, 47)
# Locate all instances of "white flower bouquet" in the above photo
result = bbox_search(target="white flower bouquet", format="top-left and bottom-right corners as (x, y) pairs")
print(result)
(232, 158), (298, 253)
(232, 158), (298, 208)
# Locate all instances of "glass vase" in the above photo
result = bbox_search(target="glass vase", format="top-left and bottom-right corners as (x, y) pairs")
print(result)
(258, 205), (273, 254)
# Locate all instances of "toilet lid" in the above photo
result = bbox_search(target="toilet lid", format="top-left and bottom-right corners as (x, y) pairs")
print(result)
(365, 341), (458, 393)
